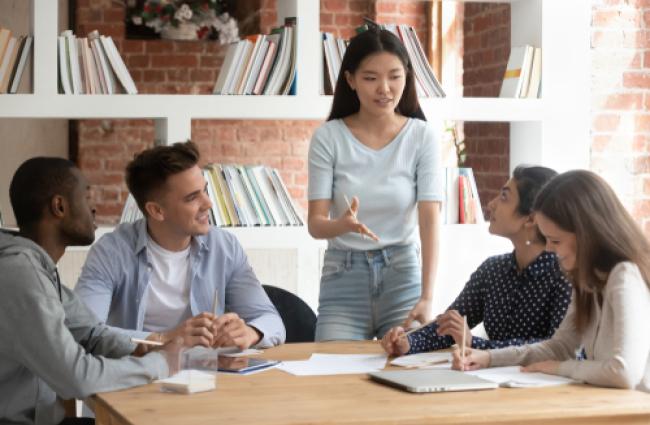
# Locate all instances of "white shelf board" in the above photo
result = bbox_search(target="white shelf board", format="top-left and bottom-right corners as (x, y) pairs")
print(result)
(0, 95), (543, 122)
(64, 225), (325, 252)
(0, 95), (331, 120)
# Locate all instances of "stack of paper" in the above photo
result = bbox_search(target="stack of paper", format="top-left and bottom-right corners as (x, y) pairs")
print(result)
(466, 366), (576, 388)
(157, 370), (216, 394)
(278, 353), (387, 376)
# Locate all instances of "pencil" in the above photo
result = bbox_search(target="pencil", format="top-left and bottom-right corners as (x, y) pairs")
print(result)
(404, 319), (435, 336)
(131, 338), (164, 346)
(461, 315), (467, 367)
(212, 289), (219, 316)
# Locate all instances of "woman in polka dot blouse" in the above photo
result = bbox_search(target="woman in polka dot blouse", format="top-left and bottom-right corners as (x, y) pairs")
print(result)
(381, 165), (572, 356)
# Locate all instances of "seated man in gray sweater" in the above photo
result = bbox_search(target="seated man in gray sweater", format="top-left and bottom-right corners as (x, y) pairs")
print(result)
(0, 158), (178, 425)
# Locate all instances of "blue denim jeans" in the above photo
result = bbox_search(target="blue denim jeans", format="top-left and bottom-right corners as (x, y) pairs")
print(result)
(315, 244), (422, 341)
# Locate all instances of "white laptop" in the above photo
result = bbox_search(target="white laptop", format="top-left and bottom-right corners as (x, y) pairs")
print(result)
(368, 369), (498, 393)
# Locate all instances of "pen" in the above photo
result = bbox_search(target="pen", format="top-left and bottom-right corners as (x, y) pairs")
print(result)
(403, 319), (435, 336)
(212, 288), (219, 316)
(461, 315), (467, 369)
(343, 194), (366, 240)
(131, 338), (164, 346)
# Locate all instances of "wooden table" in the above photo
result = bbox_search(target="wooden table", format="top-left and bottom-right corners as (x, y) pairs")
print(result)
(92, 341), (650, 425)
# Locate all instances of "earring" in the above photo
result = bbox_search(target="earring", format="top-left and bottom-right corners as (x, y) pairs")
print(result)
(525, 240), (531, 246)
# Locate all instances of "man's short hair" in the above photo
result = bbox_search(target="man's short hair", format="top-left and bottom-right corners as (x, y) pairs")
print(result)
(126, 141), (200, 213)
(9, 157), (78, 229)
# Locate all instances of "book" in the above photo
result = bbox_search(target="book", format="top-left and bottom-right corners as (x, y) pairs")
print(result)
(500, 45), (535, 98)
(526, 47), (542, 99)
(0, 28), (11, 64)
(63, 31), (83, 94)
(212, 41), (239, 94)
(0, 37), (17, 93)
(100, 35), (138, 94)
(459, 168), (484, 223)
(518, 45), (535, 98)
(0, 36), (21, 93)
(252, 36), (278, 95)
(57, 36), (72, 94)
(9, 36), (31, 94)
(89, 31), (116, 94)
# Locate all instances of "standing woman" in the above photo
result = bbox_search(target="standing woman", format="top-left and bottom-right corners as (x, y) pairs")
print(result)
(308, 28), (443, 341)
(454, 170), (650, 392)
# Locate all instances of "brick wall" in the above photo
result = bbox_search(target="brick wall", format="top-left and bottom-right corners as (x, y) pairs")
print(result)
(591, 0), (650, 234)
(462, 4), (511, 208)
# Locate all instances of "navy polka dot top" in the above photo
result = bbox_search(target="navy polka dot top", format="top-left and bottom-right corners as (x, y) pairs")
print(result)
(407, 251), (572, 354)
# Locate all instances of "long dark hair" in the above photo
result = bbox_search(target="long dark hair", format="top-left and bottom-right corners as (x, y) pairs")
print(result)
(327, 28), (425, 121)
(533, 170), (650, 332)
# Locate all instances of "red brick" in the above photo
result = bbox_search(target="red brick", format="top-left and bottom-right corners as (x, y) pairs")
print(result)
(376, 2), (397, 15)
(282, 157), (306, 170)
(623, 72), (650, 88)
(143, 70), (166, 82)
(597, 93), (643, 110)
(146, 41), (176, 54)
(636, 115), (650, 132)
(593, 9), (641, 28)
(320, 13), (333, 25)
(151, 54), (199, 68)
(104, 7), (125, 22)
(323, 0), (347, 13)
(591, 30), (647, 49)
(127, 55), (149, 68)
(121, 40), (145, 54)
(593, 114), (621, 132)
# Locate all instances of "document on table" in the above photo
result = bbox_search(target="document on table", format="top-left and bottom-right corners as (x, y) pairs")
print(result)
(466, 366), (576, 388)
(390, 352), (452, 368)
(278, 353), (388, 376)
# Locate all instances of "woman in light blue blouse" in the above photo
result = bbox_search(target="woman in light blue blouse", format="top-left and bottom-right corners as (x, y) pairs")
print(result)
(308, 28), (443, 341)
(381, 166), (572, 356)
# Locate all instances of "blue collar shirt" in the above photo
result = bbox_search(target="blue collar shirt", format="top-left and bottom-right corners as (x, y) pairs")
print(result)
(74, 219), (285, 347)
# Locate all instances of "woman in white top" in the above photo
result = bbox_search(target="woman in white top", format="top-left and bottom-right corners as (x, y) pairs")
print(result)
(453, 170), (650, 392)
(308, 27), (443, 341)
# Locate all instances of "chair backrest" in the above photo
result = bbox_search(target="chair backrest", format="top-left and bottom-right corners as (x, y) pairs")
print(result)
(263, 285), (317, 343)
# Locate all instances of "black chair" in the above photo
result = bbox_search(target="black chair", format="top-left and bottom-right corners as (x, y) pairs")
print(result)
(263, 285), (317, 343)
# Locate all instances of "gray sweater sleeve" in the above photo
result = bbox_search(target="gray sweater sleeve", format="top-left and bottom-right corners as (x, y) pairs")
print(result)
(3, 254), (169, 400)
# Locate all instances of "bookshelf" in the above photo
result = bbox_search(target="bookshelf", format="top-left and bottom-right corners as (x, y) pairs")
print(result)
(1, 0), (589, 313)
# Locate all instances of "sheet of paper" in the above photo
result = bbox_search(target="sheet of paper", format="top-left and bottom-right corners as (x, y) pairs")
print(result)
(390, 352), (452, 368)
(466, 366), (576, 387)
(278, 353), (388, 376)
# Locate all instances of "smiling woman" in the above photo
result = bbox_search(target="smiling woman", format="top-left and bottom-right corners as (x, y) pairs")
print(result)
(381, 165), (570, 357)
(307, 28), (443, 342)
(453, 170), (650, 393)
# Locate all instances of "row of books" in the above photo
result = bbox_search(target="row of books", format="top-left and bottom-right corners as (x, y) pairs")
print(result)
(322, 23), (445, 98)
(0, 27), (32, 94)
(121, 164), (303, 227)
(213, 18), (296, 96)
(500, 45), (542, 98)
(444, 167), (485, 225)
(58, 29), (137, 95)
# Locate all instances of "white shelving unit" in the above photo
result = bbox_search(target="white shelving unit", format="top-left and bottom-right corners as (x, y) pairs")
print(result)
(1, 0), (590, 312)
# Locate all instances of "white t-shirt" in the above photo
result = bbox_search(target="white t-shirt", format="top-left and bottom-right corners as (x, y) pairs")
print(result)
(143, 236), (192, 332)
(308, 117), (443, 250)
